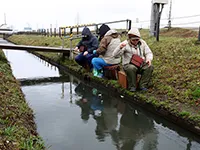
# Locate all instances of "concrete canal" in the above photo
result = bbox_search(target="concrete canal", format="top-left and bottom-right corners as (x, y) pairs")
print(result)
(1, 38), (200, 150)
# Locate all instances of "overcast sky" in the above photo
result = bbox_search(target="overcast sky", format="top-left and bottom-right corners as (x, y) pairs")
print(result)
(0, 0), (200, 31)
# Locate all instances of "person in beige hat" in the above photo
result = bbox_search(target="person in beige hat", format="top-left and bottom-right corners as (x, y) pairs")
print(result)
(113, 27), (154, 92)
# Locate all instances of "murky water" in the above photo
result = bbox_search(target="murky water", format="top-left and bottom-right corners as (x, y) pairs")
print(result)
(2, 38), (200, 150)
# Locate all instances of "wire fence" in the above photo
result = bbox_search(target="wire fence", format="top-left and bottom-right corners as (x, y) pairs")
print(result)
(4, 14), (200, 37)
(133, 14), (200, 28)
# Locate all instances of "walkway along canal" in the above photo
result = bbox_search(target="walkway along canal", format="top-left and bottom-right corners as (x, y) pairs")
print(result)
(2, 38), (200, 150)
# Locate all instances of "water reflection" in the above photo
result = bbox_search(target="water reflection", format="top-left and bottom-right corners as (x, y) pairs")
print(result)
(118, 103), (158, 150)
(13, 57), (199, 150)
(74, 84), (159, 149)
(3, 49), (60, 79)
(75, 83), (103, 122)
(72, 83), (200, 150)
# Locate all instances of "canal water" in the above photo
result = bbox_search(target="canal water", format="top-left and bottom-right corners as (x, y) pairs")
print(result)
(2, 38), (200, 150)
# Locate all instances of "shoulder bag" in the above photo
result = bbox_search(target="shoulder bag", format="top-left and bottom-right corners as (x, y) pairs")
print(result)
(130, 44), (144, 68)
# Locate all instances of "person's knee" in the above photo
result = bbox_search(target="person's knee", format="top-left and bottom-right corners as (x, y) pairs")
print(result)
(91, 58), (98, 65)
(146, 65), (154, 72)
(75, 54), (83, 63)
(128, 65), (138, 72)
(149, 65), (154, 71)
(75, 56), (79, 63)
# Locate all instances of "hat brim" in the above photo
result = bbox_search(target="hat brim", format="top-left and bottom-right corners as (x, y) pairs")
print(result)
(129, 37), (140, 40)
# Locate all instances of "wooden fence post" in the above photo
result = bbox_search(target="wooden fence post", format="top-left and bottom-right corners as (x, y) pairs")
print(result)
(77, 27), (79, 35)
(54, 28), (56, 37)
(59, 28), (61, 37)
(70, 28), (73, 35)
(44, 29), (46, 36)
(128, 19), (132, 30)
(64, 28), (66, 36)
(50, 28), (52, 37)
(95, 25), (99, 35)
(47, 29), (49, 37)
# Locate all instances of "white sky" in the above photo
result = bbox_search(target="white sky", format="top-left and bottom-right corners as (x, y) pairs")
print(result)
(0, 0), (200, 31)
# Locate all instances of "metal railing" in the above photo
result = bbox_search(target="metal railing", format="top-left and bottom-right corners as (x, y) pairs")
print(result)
(12, 19), (132, 38)
(59, 19), (132, 37)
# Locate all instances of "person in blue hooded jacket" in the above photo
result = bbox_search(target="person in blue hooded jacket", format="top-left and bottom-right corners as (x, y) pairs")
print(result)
(74, 27), (99, 70)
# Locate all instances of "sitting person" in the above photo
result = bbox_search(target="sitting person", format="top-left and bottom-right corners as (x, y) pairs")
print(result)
(74, 27), (98, 70)
(91, 29), (121, 77)
(113, 27), (153, 92)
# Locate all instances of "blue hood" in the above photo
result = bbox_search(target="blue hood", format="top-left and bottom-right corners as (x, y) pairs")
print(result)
(82, 27), (92, 37)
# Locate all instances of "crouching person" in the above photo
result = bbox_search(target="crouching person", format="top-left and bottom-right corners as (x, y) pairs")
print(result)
(113, 28), (153, 92)
(74, 27), (98, 71)
(92, 29), (121, 78)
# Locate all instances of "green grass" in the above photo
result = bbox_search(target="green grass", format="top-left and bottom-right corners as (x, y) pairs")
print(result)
(3, 126), (16, 136)
(179, 111), (190, 118)
(0, 51), (45, 149)
(20, 136), (45, 150)
(192, 87), (200, 99)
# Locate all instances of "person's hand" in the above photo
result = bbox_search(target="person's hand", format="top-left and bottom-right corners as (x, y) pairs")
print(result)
(93, 50), (97, 54)
(83, 51), (88, 56)
(120, 43), (126, 49)
(74, 47), (79, 51)
(146, 59), (151, 66)
(82, 98), (88, 103)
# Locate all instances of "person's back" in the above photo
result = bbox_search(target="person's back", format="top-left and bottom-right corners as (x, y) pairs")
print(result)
(92, 29), (121, 78)
(100, 29), (121, 64)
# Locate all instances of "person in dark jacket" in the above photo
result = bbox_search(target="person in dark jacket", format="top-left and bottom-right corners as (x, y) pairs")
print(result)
(98, 24), (110, 41)
(74, 27), (98, 70)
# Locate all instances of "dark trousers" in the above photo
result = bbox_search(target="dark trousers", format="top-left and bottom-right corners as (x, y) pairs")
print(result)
(75, 52), (97, 69)
(124, 64), (154, 89)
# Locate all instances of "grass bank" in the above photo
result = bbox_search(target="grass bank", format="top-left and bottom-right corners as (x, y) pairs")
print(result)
(7, 28), (200, 135)
(0, 50), (45, 149)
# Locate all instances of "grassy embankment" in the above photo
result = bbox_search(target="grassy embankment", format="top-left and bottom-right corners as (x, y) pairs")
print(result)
(7, 28), (200, 130)
(0, 51), (45, 149)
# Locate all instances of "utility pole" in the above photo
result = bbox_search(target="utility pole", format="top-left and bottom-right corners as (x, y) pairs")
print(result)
(76, 12), (80, 34)
(50, 24), (52, 37)
(4, 13), (6, 25)
(168, 0), (172, 30)
(150, 0), (168, 41)
(156, 4), (164, 41)
(198, 26), (200, 41)
(76, 12), (80, 25)
(150, 3), (155, 36)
